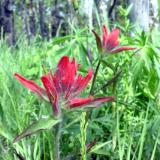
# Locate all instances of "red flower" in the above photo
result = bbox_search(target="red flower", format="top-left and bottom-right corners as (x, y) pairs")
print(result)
(14, 56), (114, 116)
(92, 25), (135, 54)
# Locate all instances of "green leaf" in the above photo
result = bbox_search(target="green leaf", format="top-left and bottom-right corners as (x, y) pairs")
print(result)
(126, 4), (133, 16)
(51, 35), (74, 44)
(89, 140), (112, 153)
(13, 116), (61, 143)
(78, 42), (89, 66)
(0, 123), (12, 141)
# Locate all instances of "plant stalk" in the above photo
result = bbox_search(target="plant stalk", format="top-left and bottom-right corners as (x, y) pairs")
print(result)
(92, 70), (122, 95)
(112, 70), (118, 151)
(90, 59), (101, 95)
(80, 112), (88, 160)
(81, 58), (101, 159)
(54, 119), (62, 160)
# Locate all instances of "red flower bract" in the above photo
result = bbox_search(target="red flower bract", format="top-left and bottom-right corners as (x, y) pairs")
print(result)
(92, 25), (135, 54)
(14, 56), (114, 116)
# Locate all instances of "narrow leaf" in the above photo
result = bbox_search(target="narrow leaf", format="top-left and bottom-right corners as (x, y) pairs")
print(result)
(13, 116), (61, 143)
(90, 140), (112, 153)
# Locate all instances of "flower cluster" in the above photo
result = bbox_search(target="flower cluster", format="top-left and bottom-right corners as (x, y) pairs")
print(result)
(15, 56), (114, 116)
(92, 25), (135, 54)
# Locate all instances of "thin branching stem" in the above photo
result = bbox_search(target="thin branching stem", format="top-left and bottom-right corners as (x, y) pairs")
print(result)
(90, 59), (101, 95)
(92, 70), (122, 95)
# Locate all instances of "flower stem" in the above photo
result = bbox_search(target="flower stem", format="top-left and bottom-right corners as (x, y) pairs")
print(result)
(111, 70), (118, 151)
(92, 70), (122, 95)
(82, 58), (101, 159)
(80, 112), (88, 160)
(54, 120), (62, 160)
(112, 101), (117, 151)
(90, 59), (101, 95)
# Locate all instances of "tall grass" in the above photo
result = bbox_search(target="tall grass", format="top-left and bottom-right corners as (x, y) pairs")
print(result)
(0, 14), (160, 160)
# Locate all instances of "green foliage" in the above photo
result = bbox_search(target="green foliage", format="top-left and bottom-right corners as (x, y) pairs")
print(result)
(0, 13), (160, 160)
(13, 116), (61, 143)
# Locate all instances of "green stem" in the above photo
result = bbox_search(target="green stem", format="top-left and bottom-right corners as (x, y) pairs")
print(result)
(54, 119), (62, 160)
(92, 70), (122, 95)
(86, 58), (102, 130)
(112, 101), (117, 151)
(90, 59), (101, 95)
(112, 70), (118, 151)
(80, 112), (88, 160)
(81, 58), (101, 159)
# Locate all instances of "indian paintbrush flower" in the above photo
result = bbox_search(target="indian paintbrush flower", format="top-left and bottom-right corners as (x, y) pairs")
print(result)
(92, 25), (135, 54)
(14, 56), (114, 116)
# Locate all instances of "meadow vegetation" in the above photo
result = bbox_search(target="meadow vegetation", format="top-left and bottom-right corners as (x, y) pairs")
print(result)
(0, 5), (160, 160)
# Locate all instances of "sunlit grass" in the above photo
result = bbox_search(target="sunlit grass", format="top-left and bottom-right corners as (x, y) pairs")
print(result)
(0, 25), (160, 160)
